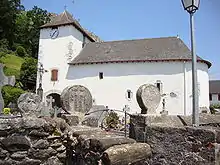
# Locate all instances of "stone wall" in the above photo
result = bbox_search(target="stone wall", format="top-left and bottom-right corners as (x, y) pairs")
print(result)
(129, 114), (220, 165)
(0, 117), (74, 165)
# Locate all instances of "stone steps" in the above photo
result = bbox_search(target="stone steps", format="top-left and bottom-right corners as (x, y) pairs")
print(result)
(70, 126), (151, 165)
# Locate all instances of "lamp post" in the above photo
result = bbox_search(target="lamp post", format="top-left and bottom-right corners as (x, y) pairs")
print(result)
(181, 0), (200, 126)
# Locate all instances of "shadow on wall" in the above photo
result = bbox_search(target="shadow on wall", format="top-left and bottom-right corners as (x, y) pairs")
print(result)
(65, 62), (199, 80)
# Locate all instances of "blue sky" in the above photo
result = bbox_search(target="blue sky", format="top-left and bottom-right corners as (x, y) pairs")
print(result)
(22, 0), (220, 80)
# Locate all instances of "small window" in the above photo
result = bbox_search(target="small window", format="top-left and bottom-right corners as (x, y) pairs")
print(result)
(51, 69), (58, 81)
(127, 90), (131, 99)
(126, 90), (132, 100)
(218, 94), (220, 101)
(99, 72), (103, 79)
(156, 83), (161, 92)
(209, 94), (212, 101)
(82, 35), (86, 48)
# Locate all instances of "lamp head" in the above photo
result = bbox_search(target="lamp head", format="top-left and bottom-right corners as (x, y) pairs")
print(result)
(181, 0), (200, 14)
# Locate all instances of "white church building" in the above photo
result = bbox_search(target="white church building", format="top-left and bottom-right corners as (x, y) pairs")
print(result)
(37, 10), (211, 115)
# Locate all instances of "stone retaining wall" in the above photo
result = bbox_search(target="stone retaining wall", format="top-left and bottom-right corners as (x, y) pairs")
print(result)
(129, 114), (220, 165)
(0, 117), (74, 165)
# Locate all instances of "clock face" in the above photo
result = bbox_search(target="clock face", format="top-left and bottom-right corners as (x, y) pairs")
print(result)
(50, 28), (59, 39)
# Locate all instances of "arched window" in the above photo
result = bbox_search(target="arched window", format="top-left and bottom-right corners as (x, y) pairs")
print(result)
(51, 69), (58, 81)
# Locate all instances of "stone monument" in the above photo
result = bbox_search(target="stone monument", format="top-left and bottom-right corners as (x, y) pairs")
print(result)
(60, 85), (93, 114)
(136, 84), (161, 114)
(0, 64), (15, 113)
(17, 92), (43, 117)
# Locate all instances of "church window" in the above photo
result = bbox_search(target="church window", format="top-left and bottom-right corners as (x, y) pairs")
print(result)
(99, 72), (103, 79)
(156, 80), (163, 93)
(209, 94), (212, 101)
(127, 90), (132, 99)
(156, 83), (161, 91)
(82, 35), (86, 48)
(51, 69), (58, 81)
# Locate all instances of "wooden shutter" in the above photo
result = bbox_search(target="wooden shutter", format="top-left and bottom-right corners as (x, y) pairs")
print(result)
(51, 69), (58, 81)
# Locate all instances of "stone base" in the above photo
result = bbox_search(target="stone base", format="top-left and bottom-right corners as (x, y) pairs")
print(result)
(60, 114), (79, 126)
(129, 113), (220, 164)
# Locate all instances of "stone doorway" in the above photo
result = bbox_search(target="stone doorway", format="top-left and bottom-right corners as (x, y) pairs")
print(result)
(47, 93), (61, 108)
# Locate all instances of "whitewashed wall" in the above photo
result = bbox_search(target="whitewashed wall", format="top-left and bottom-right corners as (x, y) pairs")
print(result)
(37, 25), (91, 95)
(41, 61), (209, 115)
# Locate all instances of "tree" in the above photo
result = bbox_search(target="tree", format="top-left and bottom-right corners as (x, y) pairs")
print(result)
(16, 45), (27, 57)
(20, 57), (37, 91)
(0, 0), (24, 47)
(26, 6), (51, 58)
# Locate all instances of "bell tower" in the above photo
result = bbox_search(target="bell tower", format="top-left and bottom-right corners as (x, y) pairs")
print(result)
(36, 10), (95, 101)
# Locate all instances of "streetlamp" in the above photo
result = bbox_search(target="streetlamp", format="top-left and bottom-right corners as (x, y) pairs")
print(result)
(181, 0), (200, 126)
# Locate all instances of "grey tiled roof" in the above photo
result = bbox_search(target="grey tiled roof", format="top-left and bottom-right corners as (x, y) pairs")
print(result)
(41, 10), (102, 42)
(209, 80), (220, 94)
(69, 36), (211, 67)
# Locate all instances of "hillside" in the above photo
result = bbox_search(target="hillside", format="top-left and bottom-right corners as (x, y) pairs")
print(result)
(0, 54), (25, 79)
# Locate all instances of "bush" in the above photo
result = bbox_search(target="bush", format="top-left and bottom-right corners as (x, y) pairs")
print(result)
(105, 111), (119, 129)
(210, 104), (220, 114)
(16, 46), (26, 57)
(2, 86), (25, 106)
(3, 108), (11, 115)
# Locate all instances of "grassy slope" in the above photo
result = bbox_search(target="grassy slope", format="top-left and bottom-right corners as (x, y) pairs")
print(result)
(0, 54), (24, 79)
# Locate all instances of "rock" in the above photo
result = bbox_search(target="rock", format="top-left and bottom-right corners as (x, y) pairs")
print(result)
(22, 158), (41, 165)
(60, 114), (79, 126)
(56, 145), (66, 152)
(101, 143), (152, 165)
(43, 156), (62, 165)
(57, 151), (66, 159)
(136, 84), (161, 114)
(47, 135), (61, 140)
(0, 149), (8, 159)
(60, 85), (93, 113)
(82, 105), (108, 127)
(1, 135), (30, 152)
(33, 139), (49, 149)
(85, 136), (136, 152)
(17, 92), (43, 117)
(50, 142), (62, 148)
(10, 151), (28, 160)
(28, 147), (57, 160)
(29, 130), (49, 137)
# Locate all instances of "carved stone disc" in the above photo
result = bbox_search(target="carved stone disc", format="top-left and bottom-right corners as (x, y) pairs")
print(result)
(136, 84), (161, 114)
(60, 85), (92, 114)
(17, 92), (43, 117)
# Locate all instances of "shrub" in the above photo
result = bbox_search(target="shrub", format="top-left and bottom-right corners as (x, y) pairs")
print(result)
(210, 104), (220, 114)
(3, 108), (11, 115)
(2, 86), (25, 106)
(16, 46), (26, 57)
(105, 111), (119, 129)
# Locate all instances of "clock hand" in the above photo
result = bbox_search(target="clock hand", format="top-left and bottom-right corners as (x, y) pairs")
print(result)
(52, 30), (57, 37)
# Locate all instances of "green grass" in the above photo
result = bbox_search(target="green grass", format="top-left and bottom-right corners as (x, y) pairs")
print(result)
(0, 54), (25, 78)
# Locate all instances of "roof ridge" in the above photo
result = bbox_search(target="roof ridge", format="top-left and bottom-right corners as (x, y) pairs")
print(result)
(62, 10), (73, 22)
(92, 36), (179, 44)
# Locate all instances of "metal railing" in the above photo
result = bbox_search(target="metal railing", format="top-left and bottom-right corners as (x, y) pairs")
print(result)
(85, 106), (132, 137)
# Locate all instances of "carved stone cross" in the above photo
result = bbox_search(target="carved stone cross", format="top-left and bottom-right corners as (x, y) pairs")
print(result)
(46, 96), (55, 117)
(0, 64), (15, 113)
